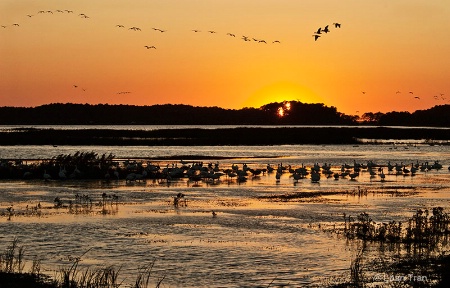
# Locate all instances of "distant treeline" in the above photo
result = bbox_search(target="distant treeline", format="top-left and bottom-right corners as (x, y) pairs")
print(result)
(0, 102), (449, 126)
(1, 127), (450, 146)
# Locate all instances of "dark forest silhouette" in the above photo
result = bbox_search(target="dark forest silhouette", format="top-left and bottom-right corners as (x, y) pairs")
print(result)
(0, 102), (449, 126)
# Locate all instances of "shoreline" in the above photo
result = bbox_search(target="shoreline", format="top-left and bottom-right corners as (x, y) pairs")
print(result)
(1, 127), (449, 146)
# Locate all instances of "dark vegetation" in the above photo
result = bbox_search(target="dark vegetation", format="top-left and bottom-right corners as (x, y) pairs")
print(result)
(0, 102), (355, 125)
(1, 126), (450, 146)
(0, 238), (164, 288)
(330, 208), (450, 287)
(0, 102), (449, 126)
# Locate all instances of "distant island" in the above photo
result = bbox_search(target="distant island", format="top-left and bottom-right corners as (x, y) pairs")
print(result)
(0, 102), (449, 126)
(0, 102), (449, 146)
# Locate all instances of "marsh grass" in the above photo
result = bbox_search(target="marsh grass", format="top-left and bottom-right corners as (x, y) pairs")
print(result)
(0, 239), (165, 288)
(328, 208), (450, 287)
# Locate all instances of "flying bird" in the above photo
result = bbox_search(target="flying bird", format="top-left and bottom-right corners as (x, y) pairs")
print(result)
(144, 45), (156, 49)
(12, 23), (19, 26)
(333, 23), (341, 28)
(322, 25), (330, 33)
(313, 34), (320, 41)
(192, 29), (201, 32)
(227, 33), (235, 37)
(129, 27), (141, 31)
(396, 91), (401, 94)
(361, 91), (366, 94)
(314, 27), (322, 35)
(208, 30), (216, 33)
(272, 40), (281, 43)
(116, 25), (125, 28)
(414, 96), (420, 99)
(409, 91), (414, 94)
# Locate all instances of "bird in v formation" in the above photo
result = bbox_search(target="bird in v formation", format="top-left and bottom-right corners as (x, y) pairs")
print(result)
(313, 22), (341, 41)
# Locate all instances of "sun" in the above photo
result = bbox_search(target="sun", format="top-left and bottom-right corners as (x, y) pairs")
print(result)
(241, 81), (324, 108)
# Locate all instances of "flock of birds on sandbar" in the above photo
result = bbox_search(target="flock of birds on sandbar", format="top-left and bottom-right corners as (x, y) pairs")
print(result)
(30, 159), (450, 186)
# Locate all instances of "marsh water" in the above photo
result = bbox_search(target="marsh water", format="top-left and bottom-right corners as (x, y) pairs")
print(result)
(1, 142), (450, 287)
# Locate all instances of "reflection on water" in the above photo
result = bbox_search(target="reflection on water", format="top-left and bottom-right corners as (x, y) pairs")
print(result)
(0, 145), (449, 287)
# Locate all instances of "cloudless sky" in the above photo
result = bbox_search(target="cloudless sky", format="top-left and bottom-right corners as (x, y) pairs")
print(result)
(1, 0), (450, 115)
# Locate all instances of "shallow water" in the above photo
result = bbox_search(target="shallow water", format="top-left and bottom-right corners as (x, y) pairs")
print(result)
(1, 144), (450, 287)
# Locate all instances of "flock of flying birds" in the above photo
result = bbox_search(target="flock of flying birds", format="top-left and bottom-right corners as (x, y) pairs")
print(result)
(312, 23), (341, 41)
(360, 90), (448, 103)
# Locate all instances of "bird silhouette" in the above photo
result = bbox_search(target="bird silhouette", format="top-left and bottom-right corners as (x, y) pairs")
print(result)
(414, 96), (420, 99)
(208, 30), (216, 33)
(144, 45), (156, 49)
(116, 25), (125, 28)
(227, 33), (235, 37)
(192, 29), (201, 32)
(314, 27), (322, 34)
(12, 23), (19, 26)
(313, 34), (320, 41)
(333, 23), (341, 28)
(322, 25), (330, 33)
(272, 40), (281, 43)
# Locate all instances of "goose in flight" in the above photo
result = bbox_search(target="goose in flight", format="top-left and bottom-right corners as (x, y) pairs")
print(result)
(144, 45), (156, 49)
(1, 25), (6, 28)
(65, 10), (73, 13)
(227, 33), (235, 37)
(272, 40), (281, 43)
(314, 27), (322, 35)
(129, 27), (141, 31)
(313, 34), (320, 41)
(116, 25), (125, 28)
(414, 96), (420, 99)
(208, 30), (216, 33)
(322, 25), (330, 33)
(13, 23), (20, 26)
(192, 29), (201, 32)
(333, 23), (341, 28)
(27, 14), (34, 17)
(152, 28), (166, 32)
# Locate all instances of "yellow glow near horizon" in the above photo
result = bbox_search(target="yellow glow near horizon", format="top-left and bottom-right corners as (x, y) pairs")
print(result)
(242, 82), (323, 109)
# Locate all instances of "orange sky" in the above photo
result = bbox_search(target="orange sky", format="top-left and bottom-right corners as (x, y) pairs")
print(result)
(1, 0), (450, 115)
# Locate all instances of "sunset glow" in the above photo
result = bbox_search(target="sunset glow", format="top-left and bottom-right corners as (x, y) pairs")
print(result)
(1, 0), (450, 114)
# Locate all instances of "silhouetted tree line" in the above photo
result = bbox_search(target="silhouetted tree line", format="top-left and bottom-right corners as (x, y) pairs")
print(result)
(0, 102), (449, 126)
(0, 102), (355, 125)
(361, 105), (450, 127)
